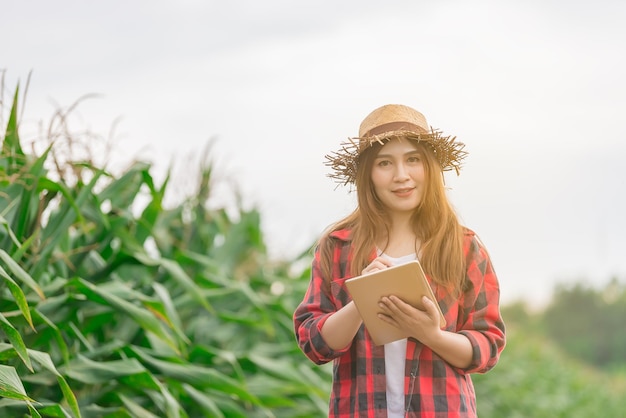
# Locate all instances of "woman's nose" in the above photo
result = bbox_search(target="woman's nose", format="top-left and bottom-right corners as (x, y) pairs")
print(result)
(393, 163), (410, 180)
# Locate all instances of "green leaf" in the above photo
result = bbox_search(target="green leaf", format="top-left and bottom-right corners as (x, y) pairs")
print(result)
(0, 264), (35, 329)
(31, 309), (70, 364)
(134, 170), (165, 244)
(71, 278), (180, 353)
(0, 249), (45, 301)
(131, 253), (214, 314)
(0, 364), (32, 402)
(181, 384), (224, 418)
(62, 355), (147, 385)
(32, 168), (103, 277)
(119, 371), (161, 392)
(143, 376), (184, 418)
(158, 258), (214, 313)
(1, 86), (24, 161)
(127, 346), (260, 405)
(0, 399), (43, 418)
(98, 162), (150, 210)
(14, 145), (52, 242)
(35, 404), (67, 417)
(0, 313), (33, 371)
(151, 282), (190, 345)
(27, 404), (44, 418)
(118, 394), (160, 418)
(248, 353), (307, 383)
(0, 214), (22, 248)
(27, 350), (81, 418)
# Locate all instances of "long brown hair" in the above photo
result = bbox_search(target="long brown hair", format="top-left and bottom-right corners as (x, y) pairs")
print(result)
(319, 139), (466, 295)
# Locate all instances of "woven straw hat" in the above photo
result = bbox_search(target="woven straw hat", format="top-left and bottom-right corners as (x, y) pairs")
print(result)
(325, 104), (467, 186)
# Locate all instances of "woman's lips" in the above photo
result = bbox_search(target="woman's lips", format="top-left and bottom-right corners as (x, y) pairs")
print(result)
(392, 187), (414, 197)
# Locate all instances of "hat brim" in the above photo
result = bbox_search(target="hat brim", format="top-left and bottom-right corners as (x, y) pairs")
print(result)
(325, 128), (467, 186)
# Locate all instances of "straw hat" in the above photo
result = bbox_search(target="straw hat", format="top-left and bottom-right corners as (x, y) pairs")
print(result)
(325, 104), (468, 186)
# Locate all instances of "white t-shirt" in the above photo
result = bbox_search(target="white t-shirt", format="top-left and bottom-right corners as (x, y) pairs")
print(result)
(380, 251), (417, 418)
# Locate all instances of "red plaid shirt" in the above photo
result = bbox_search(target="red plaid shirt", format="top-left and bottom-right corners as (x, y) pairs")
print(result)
(293, 228), (506, 417)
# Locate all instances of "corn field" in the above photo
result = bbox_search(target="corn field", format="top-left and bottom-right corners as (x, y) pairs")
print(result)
(0, 84), (330, 417)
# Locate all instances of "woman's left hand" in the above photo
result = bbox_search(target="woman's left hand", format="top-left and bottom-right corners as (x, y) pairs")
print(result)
(377, 295), (442, 343)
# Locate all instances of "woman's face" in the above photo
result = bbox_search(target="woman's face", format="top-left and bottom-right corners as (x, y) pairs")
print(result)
(370, 138), (425, 216)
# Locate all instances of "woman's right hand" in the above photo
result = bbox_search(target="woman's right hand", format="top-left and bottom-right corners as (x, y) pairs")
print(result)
(361, 256), (393, 275)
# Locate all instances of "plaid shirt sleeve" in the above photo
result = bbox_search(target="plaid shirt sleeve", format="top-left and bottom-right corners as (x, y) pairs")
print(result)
(455, 231), (506, 374)
(293, 240), (352, 365)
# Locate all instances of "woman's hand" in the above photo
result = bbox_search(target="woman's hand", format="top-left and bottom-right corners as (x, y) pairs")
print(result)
(361, 256), (393, 275)
(378, 295), (473, 368)
(377, 295), (441, 342)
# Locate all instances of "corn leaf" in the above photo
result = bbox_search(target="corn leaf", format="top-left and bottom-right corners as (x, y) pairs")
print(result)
(118, 394), (160, 418)
(151, 282), (190, 345)
(71, 278), (180, 353)
(1, 86), (24, 162)
(13, 145), (51, 242)
(62, 355), (146, 385)
(181, 384), (225, 418)
(32, 168), (103, 277)
(0, 215), (22, 249)
(127, 345), (260, 405)
(0, 364), (32, 402)
(31, 309), (70, 364)
(132, 251), (214, 313)
(97, 162), (150, 210)
(27, 350), (81, 418)
(0, 313), (32, 371)
(0, 249), (45, 300)
(0, 264), (34, 329)
(34, 404), (67, 417)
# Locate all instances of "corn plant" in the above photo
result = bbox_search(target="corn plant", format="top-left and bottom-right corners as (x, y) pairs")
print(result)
(0, 83), (330, 417)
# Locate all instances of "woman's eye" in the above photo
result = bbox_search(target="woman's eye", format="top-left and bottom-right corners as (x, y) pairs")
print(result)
(407, 156), (421, 163)
(377, 160), (391, 167)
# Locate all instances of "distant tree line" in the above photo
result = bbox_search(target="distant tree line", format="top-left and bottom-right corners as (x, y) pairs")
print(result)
(505, 278), (626, 371)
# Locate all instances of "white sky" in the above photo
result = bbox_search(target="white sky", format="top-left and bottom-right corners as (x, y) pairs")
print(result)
(3, 0), (626, 307)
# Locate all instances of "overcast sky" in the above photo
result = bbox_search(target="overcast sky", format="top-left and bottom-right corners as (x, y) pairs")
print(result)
(3, 0), (626, 307)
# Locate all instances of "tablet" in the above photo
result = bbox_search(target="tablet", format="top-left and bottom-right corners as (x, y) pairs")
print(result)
(344, 260), (446, 346)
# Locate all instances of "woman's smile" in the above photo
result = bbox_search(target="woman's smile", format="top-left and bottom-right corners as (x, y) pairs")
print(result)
(392, 187), (415, 197)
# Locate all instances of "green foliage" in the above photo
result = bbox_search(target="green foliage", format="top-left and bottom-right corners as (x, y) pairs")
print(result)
(540, 279), (626, 370)
(0, 83), (329, 416)
(473, 325), (626, 417)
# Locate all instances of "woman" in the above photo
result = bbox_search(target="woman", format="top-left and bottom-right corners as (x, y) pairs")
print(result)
(293, 104), (506, 417)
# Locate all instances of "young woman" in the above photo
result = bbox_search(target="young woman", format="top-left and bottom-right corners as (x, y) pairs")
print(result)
(293, 104), (506, 417)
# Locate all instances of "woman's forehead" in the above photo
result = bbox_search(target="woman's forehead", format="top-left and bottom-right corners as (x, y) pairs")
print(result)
(377, 137), (421, 154)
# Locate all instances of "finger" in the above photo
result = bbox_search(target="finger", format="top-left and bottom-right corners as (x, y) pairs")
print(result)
(422, 296), (441, 325)
(363, 257), (392, 274)
(422, 296), (437, 315)
(365, 265), (383, 274)
(377, 257), (393, 268)
(377, 313), (398, 327)
(378, 300), (393, 315)
(386, 295), (414, 315)
(379, 296), (395, 311)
